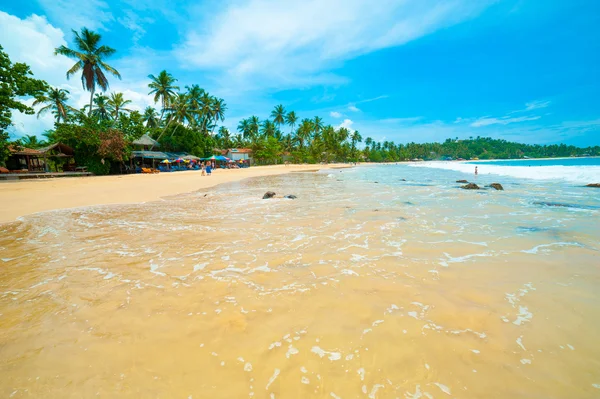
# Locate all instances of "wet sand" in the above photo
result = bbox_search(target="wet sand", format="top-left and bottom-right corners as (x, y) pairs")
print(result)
(1, 166), (599, 398)
(0, 164), (348, 224)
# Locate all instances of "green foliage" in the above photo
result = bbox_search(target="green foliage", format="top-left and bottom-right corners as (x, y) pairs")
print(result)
(252, 136), (282, 164)
(153, 123), (214, 157)
(49, 123), (129, 175)
(114, 111), (146, 141)
(0, 45), (48, 165)
(55, 28), (121, 116)
(361, 137), (600, 162)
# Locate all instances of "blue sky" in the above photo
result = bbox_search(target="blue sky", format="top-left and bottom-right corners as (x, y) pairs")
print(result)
(1, 0), (599, 146)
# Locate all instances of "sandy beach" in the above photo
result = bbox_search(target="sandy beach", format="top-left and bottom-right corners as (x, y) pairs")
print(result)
(0, 164), (348, 224)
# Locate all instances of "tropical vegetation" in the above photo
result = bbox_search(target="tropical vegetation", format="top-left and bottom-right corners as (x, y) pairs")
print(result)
(1, 29), (599, 171)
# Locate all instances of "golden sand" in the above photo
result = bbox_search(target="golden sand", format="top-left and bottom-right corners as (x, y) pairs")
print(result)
(0, 164), (348, 224)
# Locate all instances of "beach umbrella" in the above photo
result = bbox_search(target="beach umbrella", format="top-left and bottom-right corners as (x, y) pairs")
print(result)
(161, 159), (170, 164)
(175, 158), (184, 163)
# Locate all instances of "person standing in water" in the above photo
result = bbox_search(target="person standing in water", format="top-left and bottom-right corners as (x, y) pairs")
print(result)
(475, 166), (478, 175)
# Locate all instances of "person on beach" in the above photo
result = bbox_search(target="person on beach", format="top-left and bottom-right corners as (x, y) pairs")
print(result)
(475, 166), (478, 175)
(201, 163), (206, 176)
(206, 163), (212, 176)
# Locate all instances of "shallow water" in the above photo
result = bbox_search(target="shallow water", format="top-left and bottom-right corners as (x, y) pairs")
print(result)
(1, 165), (600, 398)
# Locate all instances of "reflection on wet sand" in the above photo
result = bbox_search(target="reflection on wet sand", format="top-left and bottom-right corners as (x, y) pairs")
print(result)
(1, 170), (599, 398)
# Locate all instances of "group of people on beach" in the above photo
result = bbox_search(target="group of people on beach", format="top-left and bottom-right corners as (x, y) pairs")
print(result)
(201, 162), (214, 176)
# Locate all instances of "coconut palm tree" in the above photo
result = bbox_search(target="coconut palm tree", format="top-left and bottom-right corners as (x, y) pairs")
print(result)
(185, 84), (205, 130)
(198, 91), (214, 133)
(55, 27), (121, 116)
(271, 104), (286, 132)
(167, 93), (194, 128)
(296, 119), (314, 149)
(237, 118), (251, 139)
(84, 94), (111, 121)
(107, 92), (132, 119)
(217, 126), (231, 148)
(211, 97), (227, 135)
(261, 120), (276, 137)
(20, 135), (45, 149)
(313, 116), (324, 136)
(142, 106), (160, 128)
(285, 110), (297, 134)
(148, 70), (179, 121)
(249, 116), (260, 139)
(32, 87), (72, 123)
(350, 130), (362, 154)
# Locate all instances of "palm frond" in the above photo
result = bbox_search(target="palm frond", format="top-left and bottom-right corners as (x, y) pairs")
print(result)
(99, 61), (121, 79)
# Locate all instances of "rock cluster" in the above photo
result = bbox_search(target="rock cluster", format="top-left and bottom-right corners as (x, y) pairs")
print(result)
(461, 183), (480, 190)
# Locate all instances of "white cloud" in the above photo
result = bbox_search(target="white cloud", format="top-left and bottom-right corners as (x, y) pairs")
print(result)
(330, 111), (342, 118)
(176, 0), (496, 91)
(0, 11), (156, 137)
(348, 105), (360, 112)
(470, 115), (541, 127)
(37, 0), (114, 31)
(338, 118), (355, 132)
(465, 100), (552, 128)
(524, 100), (551, 111)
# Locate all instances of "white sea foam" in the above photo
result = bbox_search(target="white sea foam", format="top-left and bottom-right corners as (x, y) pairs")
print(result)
(311, 346), (342, 361)
(409, 161), (600, 184)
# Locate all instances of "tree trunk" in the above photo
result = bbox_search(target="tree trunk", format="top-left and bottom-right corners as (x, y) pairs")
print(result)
(159, 98), (165, 123)
(151, 116), (174, 150)
(88, 87), (95, 117)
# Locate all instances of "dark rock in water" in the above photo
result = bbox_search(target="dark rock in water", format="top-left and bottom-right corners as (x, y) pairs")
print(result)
(374, 181), (379, 184)
(586, 183), (600, 188)
(373, 209), (379, 212)
(400, 179), (406, 181)
(403, 201), (414, 205)
(284, 195), (297, 199)
(456, 179), (468, 183)
(262, 191), (276, 199)
(461, 183), (480, 190)
(489, 183), (504, 190)
(397, 216), (408, 221)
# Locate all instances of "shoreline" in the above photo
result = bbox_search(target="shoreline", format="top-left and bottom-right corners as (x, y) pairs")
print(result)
(0, 164), (350, 224)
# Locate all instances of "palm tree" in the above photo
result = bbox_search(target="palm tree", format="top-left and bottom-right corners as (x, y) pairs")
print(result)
(337, 127), (350, 143)
(218, 126), (231, 148)
(211, 98), (227, 135)
(313, 116), (324, 136)
(261, 120), (276, 137)
(148, 70), (179, 121)
(32, 87), (72, 123)
(199, 91), (214, 133)
(55, 27), (121, 116)
(20, 135), (45, 149)
(350, 130), (362, 154)
(142, 106), (160, 128)
(285, 111), (297, 134)
(84, 94), (110, 120)
(185, 84), (205, 129)
(249, 116), (260, 139)
(271, 104), (286, 132)
(296, 119), (314, 149)
(237, 118), (251, 139)
(107, 92), (132, 119)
